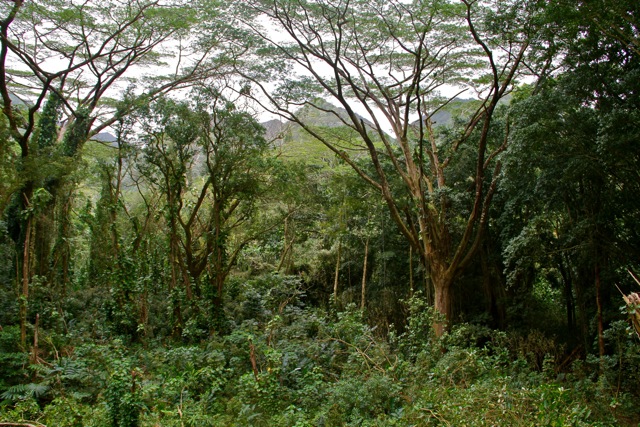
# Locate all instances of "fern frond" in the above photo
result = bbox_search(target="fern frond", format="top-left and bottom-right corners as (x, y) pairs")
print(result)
(0, 382), (49, 400)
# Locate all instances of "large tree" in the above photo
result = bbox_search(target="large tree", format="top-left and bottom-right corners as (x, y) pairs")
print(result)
(233, 0), (540, 334)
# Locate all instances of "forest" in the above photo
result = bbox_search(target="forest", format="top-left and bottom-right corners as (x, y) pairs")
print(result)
(0, 0), (639, 425)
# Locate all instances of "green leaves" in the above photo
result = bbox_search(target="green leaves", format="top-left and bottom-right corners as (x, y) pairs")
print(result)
(20, 187), (52, 219)
(106, 360), (142, 427)
(1, 382), (49, 401)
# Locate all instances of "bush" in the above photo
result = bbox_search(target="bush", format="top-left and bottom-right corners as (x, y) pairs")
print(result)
(2, 272), (638, 426)
(105, 359), (143, 427)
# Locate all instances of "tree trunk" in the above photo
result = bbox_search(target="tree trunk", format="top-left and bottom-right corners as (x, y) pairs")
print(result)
(34, 208), (53, 279)
(30, 313), (39, 364)
(558, 257), (576, 338)
(573, 266), (590, 352)
(53, 191), (72, 296)
(481, 245), (506, 329)
(595, 263), (605, 358)
(361, 238), (369, 311)
(169, 233), (183, 337)
(19, 210), (32, 348)
(409, 246), (414, 297)
(277, 215), (294, 273)
(333, 239), (341, 302)
(433, 273), (453, 338)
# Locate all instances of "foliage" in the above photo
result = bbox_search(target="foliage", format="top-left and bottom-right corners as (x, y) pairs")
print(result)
(105, 359), (142, 427)
(2, 283), (637, 425)
(0, 0), (639, 425)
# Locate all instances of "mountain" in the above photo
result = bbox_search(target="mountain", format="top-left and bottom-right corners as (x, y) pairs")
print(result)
(91, 132), (118, 144)
(262, 118), (290, 143)
(260, 100), (378, 165)
(260, 98), (480, 164)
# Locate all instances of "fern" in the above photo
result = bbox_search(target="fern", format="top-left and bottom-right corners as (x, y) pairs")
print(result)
(1, 382), (49, 400)
(1, 383), (28, 400)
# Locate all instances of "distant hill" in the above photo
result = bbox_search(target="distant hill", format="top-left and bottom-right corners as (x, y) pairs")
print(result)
(262, 118), (290, 143)
(417, 98), (479, 127)
(260, 98), (480, 165)
(91, 132), (117, 144)
(8, 92), (31, 108)
(261, 100), (377, 165)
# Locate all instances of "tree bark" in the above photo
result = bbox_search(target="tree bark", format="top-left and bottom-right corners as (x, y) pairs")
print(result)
(433, 277), (452, 338)
(34, 208), (53, 279)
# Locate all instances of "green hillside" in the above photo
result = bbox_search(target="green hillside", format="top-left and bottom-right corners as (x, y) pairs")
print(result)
(262, 98), (480, 166)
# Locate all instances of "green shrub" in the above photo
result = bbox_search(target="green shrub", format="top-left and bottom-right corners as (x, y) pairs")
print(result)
(0, 326), (28, 391)
(105, 359), (142, 427)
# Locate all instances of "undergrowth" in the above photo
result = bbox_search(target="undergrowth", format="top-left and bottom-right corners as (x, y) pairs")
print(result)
(1, 276), (638, 426)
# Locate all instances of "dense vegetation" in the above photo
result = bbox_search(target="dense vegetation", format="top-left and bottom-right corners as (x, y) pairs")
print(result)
(1, 0), (639, 425)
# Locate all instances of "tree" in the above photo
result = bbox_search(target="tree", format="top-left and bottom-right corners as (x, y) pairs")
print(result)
(499, 0), (640, 354)
(234, 0), (539, 334)
(136, 90), (274, 335)
(0, 0), (222, 346)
